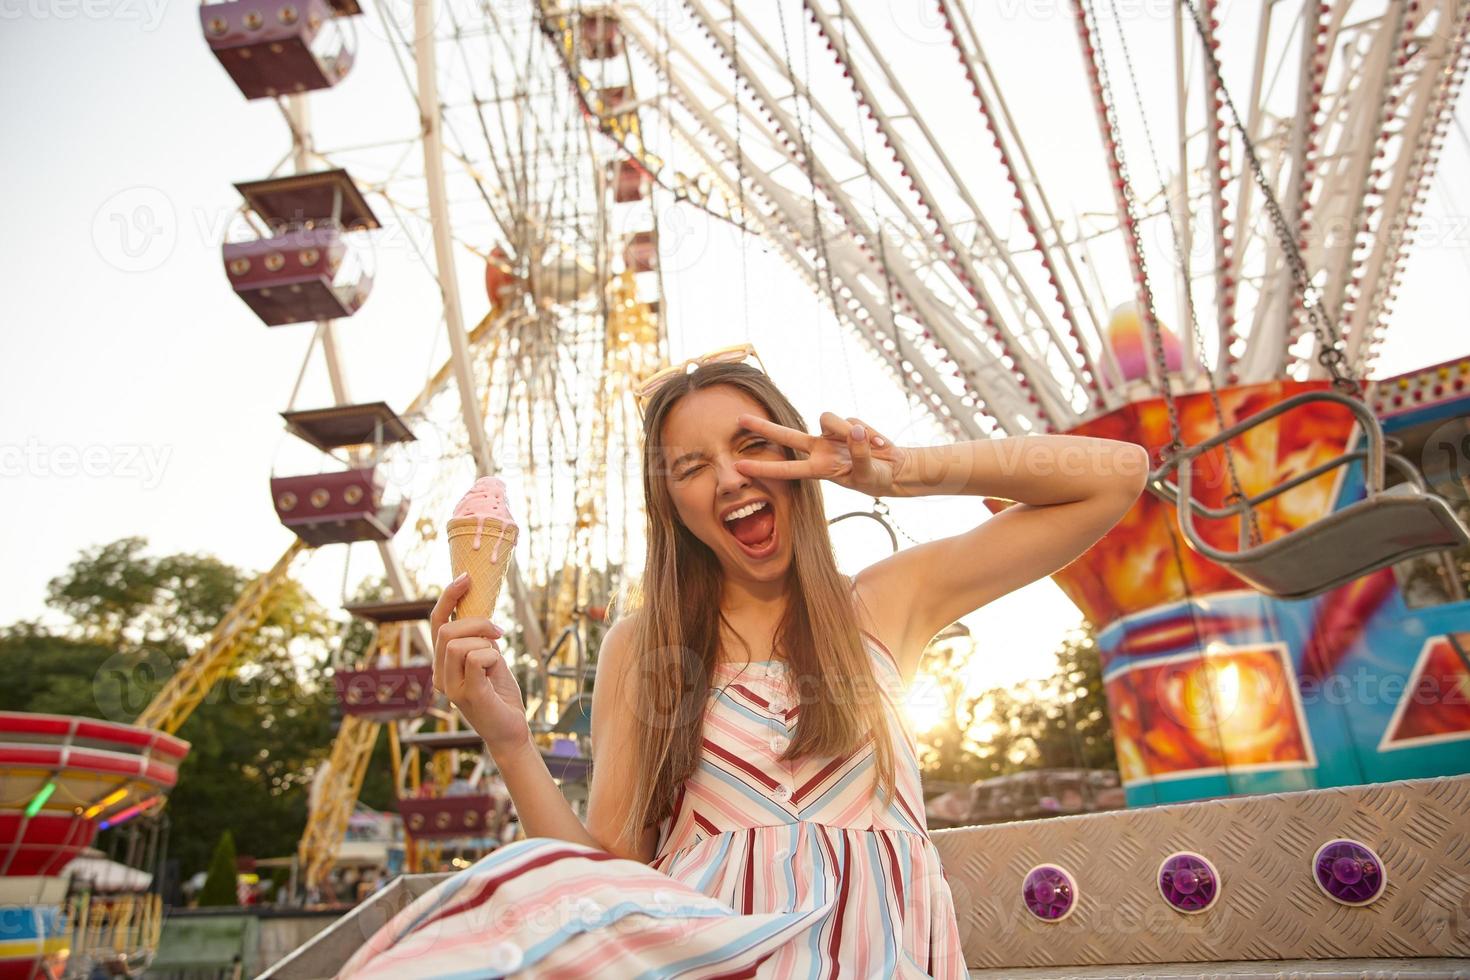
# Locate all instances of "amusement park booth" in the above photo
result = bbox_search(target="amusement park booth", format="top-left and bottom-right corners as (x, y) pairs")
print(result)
(0, 712), (188, 980)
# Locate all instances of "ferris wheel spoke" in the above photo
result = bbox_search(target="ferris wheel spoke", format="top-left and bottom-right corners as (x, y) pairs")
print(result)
(1352, 3), (1470, 371)
(657, 0), (1061, 431)
(815, 0), (1102, 415)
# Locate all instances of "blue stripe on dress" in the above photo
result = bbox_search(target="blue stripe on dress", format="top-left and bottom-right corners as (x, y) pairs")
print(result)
(695, 831), (735, 893)
(798, 752), (875, 814)
(698, 760), (797, 822)
(651, 908), (824, 980)
(803, 823), (830, 977)
(867, 833), (899, 978)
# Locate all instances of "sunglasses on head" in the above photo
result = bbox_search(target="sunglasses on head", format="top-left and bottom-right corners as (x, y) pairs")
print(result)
(634, 343), (768, 416)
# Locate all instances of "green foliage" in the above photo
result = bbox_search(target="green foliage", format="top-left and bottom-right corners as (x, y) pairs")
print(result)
(197, 829), (239, 907)
(45, 537), (246, 657)
(915, 623), (1117, 785)
(2, 537), (348, 878)
(0, 622), (118, 717)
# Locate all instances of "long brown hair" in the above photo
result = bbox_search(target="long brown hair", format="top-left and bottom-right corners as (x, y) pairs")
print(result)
(610, 361), (898, 854)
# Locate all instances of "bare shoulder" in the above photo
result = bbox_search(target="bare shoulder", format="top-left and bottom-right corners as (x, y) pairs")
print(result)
(847, 566), (923, 687)
(594, 611), (643, 692)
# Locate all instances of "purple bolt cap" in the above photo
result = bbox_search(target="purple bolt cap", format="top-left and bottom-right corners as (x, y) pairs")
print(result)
(1313, 839), (1386, 906)
(1022, 864), (1077, 922)
(1158, 852), (1220, 913)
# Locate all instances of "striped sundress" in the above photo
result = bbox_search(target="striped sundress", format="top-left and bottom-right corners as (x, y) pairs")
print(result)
(338, 627), (967, 979)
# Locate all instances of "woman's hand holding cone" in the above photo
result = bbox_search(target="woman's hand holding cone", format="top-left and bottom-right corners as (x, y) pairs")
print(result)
(431, 573), (531, 756)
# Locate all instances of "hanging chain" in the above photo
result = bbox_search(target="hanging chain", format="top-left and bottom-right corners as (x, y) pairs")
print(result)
(840, 5), (917, 416)
(872, 497), (928, 546)
(776, 0), (861, 410)
(1177, 0), (1360, 396)
(1078, 0), (1185, 460)
(730, 0), (752, 339)
(1100, 0), (1261, 544)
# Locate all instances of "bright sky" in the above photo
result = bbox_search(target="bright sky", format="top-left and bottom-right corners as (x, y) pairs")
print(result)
(2, 2), (1466, 697)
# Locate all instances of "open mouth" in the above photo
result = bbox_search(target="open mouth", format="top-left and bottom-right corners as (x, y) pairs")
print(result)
(722, 500), (778, 559)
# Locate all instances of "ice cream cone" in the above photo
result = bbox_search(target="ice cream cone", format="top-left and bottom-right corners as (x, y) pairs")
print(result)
(446, 516), (518, 620)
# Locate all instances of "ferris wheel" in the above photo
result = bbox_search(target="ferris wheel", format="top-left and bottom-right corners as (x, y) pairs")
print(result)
(135, 0), (670, 885)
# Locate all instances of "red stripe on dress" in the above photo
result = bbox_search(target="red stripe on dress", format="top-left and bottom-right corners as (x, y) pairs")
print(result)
(722, 682), (772, 709)
(879, 833), (905, 909)
(703, 738), (780, 790)
(741, 827), (755, 914)
(793, 752), (851, 805)
(825, 831), (851, 979)
(793, 734), (872, 806)
(693, 810), (720, 838)
(894, 786), (925, 834)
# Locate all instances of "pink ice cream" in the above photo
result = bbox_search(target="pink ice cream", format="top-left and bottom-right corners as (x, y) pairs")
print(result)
(451, 476), (517, 561)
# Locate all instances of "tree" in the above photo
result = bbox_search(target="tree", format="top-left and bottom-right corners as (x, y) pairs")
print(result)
(197, 829), (239, 907)
(1037, 624), (1116, 771)
(0, 621), (118, 717)
(915, 622), (1117, 786)
(44, 537), (247, 657)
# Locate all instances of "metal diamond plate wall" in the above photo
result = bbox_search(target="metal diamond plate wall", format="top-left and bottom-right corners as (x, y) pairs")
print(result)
(929, 775), (1470, 970)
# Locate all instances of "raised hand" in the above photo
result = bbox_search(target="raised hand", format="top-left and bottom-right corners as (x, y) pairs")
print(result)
(430, 573), (531, 756)
(733, 411), (908, 498)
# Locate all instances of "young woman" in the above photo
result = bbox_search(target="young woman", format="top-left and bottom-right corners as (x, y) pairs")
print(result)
(340, 352), (1148, 978)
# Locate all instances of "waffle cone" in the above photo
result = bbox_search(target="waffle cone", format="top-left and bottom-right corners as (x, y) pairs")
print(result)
(446, 516), (518, 620)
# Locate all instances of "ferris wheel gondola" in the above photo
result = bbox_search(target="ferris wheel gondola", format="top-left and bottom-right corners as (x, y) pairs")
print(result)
(224, 169), (379, 327)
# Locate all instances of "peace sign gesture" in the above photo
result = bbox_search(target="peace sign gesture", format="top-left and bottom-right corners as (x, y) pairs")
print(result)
(734, 412), (908, 499)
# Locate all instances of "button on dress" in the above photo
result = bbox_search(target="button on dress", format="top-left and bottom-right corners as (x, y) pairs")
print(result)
(338, 628), (965, 979)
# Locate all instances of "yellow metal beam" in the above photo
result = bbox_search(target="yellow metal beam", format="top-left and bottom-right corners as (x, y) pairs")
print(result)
(298, 713), (382, 892)
(135, 540), (308, 734)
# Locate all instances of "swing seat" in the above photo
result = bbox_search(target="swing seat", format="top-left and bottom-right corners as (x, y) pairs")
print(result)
(1153, 390), (1470, 601)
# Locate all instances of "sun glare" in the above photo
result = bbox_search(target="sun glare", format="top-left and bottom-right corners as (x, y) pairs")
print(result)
(902, 673), (948, 735)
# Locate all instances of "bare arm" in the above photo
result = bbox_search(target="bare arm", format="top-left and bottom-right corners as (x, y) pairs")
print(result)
(489, 619), (656, 861)
(432, 579), (653, 861)
(582, 615), (661, 863)
(861, 434), (1149, 675)
(731, 413), (1149, 681)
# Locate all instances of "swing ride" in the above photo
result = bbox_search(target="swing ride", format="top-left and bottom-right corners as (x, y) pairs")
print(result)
(7, 0), (1470, 975)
